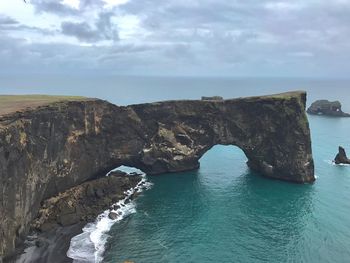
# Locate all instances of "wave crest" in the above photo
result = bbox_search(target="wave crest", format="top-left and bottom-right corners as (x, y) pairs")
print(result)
(67, 166), (152, 263)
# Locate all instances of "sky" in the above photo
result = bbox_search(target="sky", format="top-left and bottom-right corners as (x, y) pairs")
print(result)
(0, 0), (350, 77)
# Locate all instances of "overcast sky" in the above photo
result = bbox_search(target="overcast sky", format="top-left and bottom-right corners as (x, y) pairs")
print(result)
(0, 0), (349, 77)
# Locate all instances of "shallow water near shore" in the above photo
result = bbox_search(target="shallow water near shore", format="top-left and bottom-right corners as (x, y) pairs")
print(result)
(100, 114), (350, 263)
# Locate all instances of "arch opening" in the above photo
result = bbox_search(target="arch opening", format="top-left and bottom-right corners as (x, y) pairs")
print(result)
(199, 144), (249, 171)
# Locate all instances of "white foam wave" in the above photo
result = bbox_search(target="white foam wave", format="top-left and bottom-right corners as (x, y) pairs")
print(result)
(324, 159), (350, 166)
(67, 166), (152, 263)
(106, 165), (145, 177)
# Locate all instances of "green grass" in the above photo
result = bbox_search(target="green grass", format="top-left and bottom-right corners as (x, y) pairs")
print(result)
(0, 94), (89, 115)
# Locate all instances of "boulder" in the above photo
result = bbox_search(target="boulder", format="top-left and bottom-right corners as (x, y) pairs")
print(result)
(108, 212), (119, 220)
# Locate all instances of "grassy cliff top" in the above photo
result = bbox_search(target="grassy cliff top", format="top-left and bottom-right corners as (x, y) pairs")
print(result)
(0, 95), (90, 116)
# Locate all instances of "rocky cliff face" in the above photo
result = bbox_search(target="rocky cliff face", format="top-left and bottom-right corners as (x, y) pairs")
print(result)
(0, 91), (314, 260)
(31, 171), (142, 232)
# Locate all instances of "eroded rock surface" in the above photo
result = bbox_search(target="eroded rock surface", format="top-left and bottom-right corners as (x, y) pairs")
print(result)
(334, 146), (350, 164)
(31, 171), (141, 232)
(307, 100), (350, 117)
(0, 91), (314, 260)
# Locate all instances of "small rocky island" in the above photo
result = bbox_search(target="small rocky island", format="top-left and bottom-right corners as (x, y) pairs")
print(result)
(0, 91), (314, 261)
(307, 100), (350, 117)
(334, 146), (350, 164)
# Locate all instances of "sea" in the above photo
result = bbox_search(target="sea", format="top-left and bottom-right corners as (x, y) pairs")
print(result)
(1, 76), (350, 263)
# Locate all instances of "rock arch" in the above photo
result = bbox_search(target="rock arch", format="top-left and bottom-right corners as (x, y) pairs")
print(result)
(0, 91), (314, 259)
(131, 92), (314, 183)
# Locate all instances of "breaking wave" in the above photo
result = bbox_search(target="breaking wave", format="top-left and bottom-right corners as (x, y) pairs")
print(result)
(67, 166), (152, 263)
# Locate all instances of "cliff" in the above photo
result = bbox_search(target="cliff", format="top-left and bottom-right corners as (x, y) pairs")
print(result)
(307, 99), (350, 117)
(0, 91), (314, 260)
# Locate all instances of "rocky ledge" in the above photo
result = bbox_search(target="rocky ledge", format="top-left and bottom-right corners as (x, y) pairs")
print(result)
(307, 100), (350, 117)
(334, 146), (350, 165)
(31, 170), (141, 232)
(0, 91), (314, 261)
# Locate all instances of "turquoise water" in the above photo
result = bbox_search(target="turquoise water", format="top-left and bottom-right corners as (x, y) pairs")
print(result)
(103, 115), (350, 263)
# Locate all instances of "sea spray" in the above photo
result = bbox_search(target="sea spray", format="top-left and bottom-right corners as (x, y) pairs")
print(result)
(67, 166), (152, 263)
(324, 159), (350, 166)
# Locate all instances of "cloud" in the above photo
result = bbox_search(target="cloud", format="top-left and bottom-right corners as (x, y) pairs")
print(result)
(30, 0), (106, 16)
(0, 15), (19, 31)
(1, 0), (350, 77)
(61, 0), (80, 9)
(264, 2), (304, 11)
(61, 21), (101, 42)
(30, 0), (79, 16)
(0, 15), (18, 25)
(61, 12), (118, 42)
(288, 51), (314, 58)
(0, 14), (54, 36)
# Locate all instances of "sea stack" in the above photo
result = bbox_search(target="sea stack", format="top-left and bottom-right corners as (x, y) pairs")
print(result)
(334, 146), (350, 164)
(307, 100), (350, 117)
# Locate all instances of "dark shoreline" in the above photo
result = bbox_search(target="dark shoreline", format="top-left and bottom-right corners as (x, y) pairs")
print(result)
(7, 223), (84, 263)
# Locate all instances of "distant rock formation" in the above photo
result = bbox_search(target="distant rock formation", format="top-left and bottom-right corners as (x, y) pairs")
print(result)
(334, 146), (350, 164)
(307, 100), (350, 117)
(201, 96), (223, 101)
(0, 91), (314, 260)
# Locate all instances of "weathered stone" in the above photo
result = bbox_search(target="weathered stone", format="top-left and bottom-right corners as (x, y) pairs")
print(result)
(31, 172), (141, 232)
(35, 240), (44, 248)
(108, 212), (119, 220)
(0, 91), (314, 260)
(111, 204), (121, 210)
(39, 222), (58, 233)
(307, 100), (350, 117)
(334, 146), (350, 164)
(58, 213), (79, 227)
(95, 188), (104, 198)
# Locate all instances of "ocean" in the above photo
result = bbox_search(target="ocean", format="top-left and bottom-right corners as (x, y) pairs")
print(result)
(1, 77), (349, 262)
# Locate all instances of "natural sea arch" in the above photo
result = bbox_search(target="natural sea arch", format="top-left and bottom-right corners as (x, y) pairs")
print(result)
(0, 91), (314, 259)
(131, 92), (314, 183)
(198, 145), (248, 173)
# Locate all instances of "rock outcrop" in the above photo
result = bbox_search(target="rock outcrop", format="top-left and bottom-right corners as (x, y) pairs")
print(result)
(0, 91), (314, 260)
(307, 100), (350, 117)
(334, 146), (350, 164)
(201, 96), (224, 101)
(31, 171), (142, 232)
